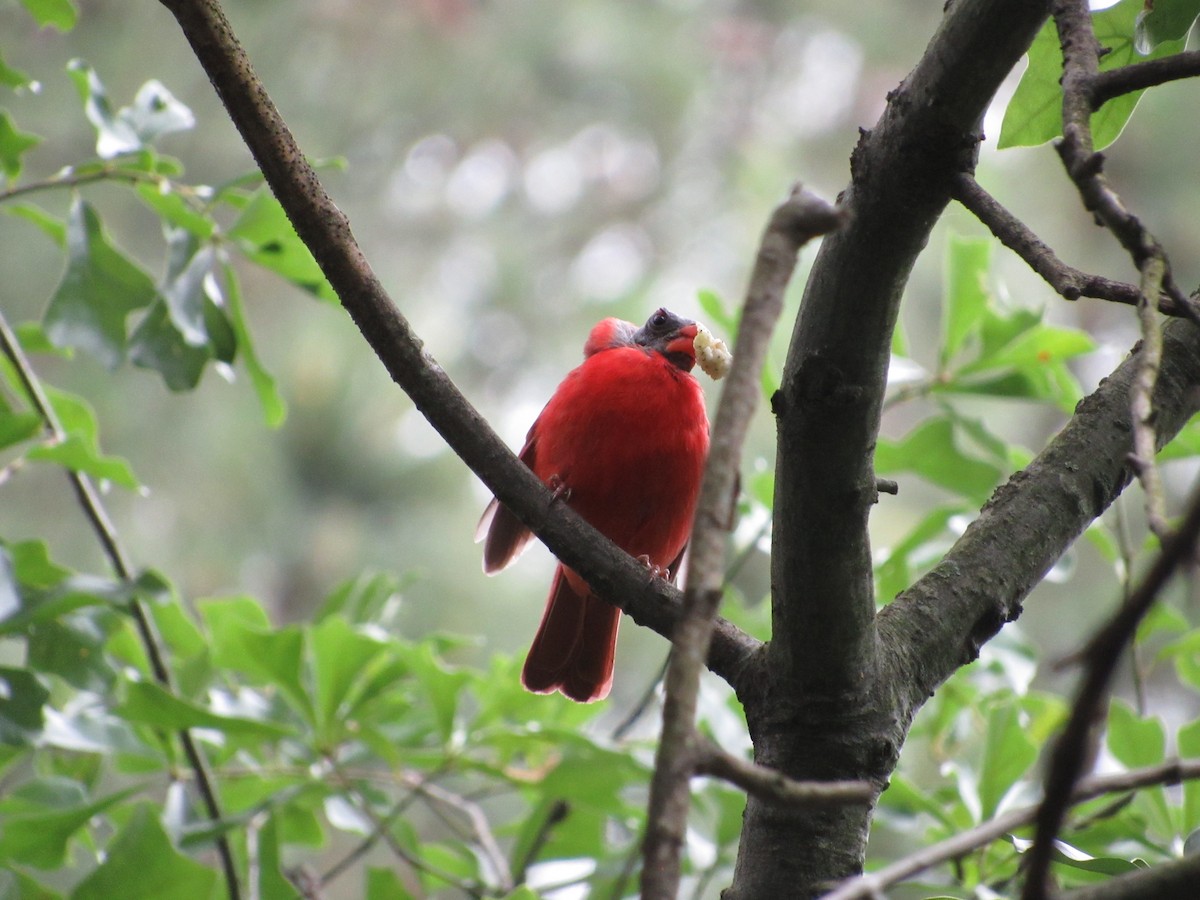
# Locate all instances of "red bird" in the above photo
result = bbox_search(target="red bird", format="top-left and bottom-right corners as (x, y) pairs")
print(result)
(478, 308), (710, 702)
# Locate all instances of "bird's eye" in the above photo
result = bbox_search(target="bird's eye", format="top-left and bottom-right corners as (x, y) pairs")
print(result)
(651, 309), (668, 327)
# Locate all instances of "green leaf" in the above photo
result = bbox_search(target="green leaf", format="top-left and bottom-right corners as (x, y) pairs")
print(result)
(0, 568), (128, 637)
(3, 202), (66, 245)
(957, 323), (1095, 378)
(44, 386), (99, 445)
(128, 301), (212, 391)
(875, 505), (965, 602)
(66, 61), (193, 158)
(44, 198), (159, 368)
(202, 596), (312, 723)
(1179, 719), (1200, 832)
(255, 814), (302, 900)
(222, 261), (286, 427)
(1135, 0), (1200, 51)
(129, 232), (228, 391)
(875, 417), (1003, 503)
(0, 50), (34, 90)
(0, 779), (134, 868)
(18, 0), (77, 30)
(408, 642), (471, 744)
(367, 868), (415, 900)
(0, 868), (61, 900)
(0, 408), (41, 450)
(115, 680), (293, 739)
(135, 182), (215, 240)
(1158, 629), (1200, 690)
(27, 434), (140, 490)
(1159, 411), (1200, 461)
(978, 702), (1036, 819)
(0, 112), (41, 182)
(27, 614), (119, 691)
(1000, 0), (1189, 149)
(696, 288), (738, 336)
(0, 666), (49, 745)
(1106, 699), (1164, 768)
(315, 570), (401, 625)
(229, 188), (334, 300)
(14, 321), (69, 356)
(418, 841), (480, 892)
(311, 615), (390, 739)
(7, 540), (71, 588)
(71, 804), (218, 900)
(941, 235), (991, 368)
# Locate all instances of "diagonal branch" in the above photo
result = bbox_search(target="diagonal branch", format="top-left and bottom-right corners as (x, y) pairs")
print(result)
(1052, 0), (1189, 310)
(692, 736), (872, 808)
(952, 173), (1196, 318)
(640, 188), (844, 899)
(1053, 0), (1184, 555)
(1090, 49), (1200, 109)
(157, 0), (760, 689)
(1022, 484), (1200, 899)
(825, 757), (1200, 900)
(881, 317), (1200, 720)
(772, 0), (1053, 698)
(1060, 852), (1200, 900)
(0, 310), (241, 900)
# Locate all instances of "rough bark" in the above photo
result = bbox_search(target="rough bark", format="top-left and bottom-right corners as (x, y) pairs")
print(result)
(728, 2), (1055, 895)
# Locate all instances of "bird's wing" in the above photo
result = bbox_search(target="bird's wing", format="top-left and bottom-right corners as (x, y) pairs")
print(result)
(477, 433), (539, 574)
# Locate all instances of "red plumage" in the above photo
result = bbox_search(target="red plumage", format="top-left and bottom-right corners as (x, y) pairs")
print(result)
(478, 309), (710, 702)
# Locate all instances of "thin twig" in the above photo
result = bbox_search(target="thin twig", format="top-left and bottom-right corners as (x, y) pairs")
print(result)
(952, 174), (1196, 318)
(510, 799), (570, 887)
(611, 653), (670, 742)
(0, 310), (241, 900)
(1022, 483), (1200, 899)
(0, 164), (163, 204)
(410, 778), (514, 891)
(328, 763), (497, 899)
(692, 737), (873, 807)
(825, 757), (1200, 900)
(1129, 255), (1170, 541)
(1052, 0), (1193, 317)
(1090, 50), (1200, 109)
(640, 186), (845, 900)
(318, 785), (423, 887)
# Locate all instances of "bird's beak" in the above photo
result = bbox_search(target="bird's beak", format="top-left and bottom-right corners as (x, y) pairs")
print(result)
(665, 322), (699, 359)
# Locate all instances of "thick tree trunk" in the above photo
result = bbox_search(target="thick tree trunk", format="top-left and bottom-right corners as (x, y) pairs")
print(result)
(728, 1), (1053, 894)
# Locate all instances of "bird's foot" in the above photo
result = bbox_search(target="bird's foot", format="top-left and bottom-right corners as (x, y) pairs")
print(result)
(547, 474), (572, 503)
(635, 555), (668, 580)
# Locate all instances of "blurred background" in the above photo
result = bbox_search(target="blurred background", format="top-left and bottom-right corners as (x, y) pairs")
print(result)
(1, 0), (1198, 711)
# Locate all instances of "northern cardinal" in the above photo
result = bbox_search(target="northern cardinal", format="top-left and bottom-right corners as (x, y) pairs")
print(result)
(477, 308), (712, 702)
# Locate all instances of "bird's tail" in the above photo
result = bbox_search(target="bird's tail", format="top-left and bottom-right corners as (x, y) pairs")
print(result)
(522, 566), (619, 702)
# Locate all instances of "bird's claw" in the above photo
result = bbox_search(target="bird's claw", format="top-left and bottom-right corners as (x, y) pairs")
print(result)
(547, 474), (572, 503)
(635, 554), (668, 580)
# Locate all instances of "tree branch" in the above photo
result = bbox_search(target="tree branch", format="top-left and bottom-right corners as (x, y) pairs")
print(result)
(156, 0), (761, 689)
(951, 173), (1196, 318)
(692, 737), (872, 808)
(641, 188), (845, 899)
(0, 310), (241, 900)
(1090, 50), (1200, 110)
(1053, 0), (1190, 311)
(882, 317), (1200, 720)
(1129, 256), (1170, 541)
(1060, 853), (1200, 900)
(771, 0), (1053, 698)
(1022, 484), (1200, 899)
(824, 757), (1200, 900)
